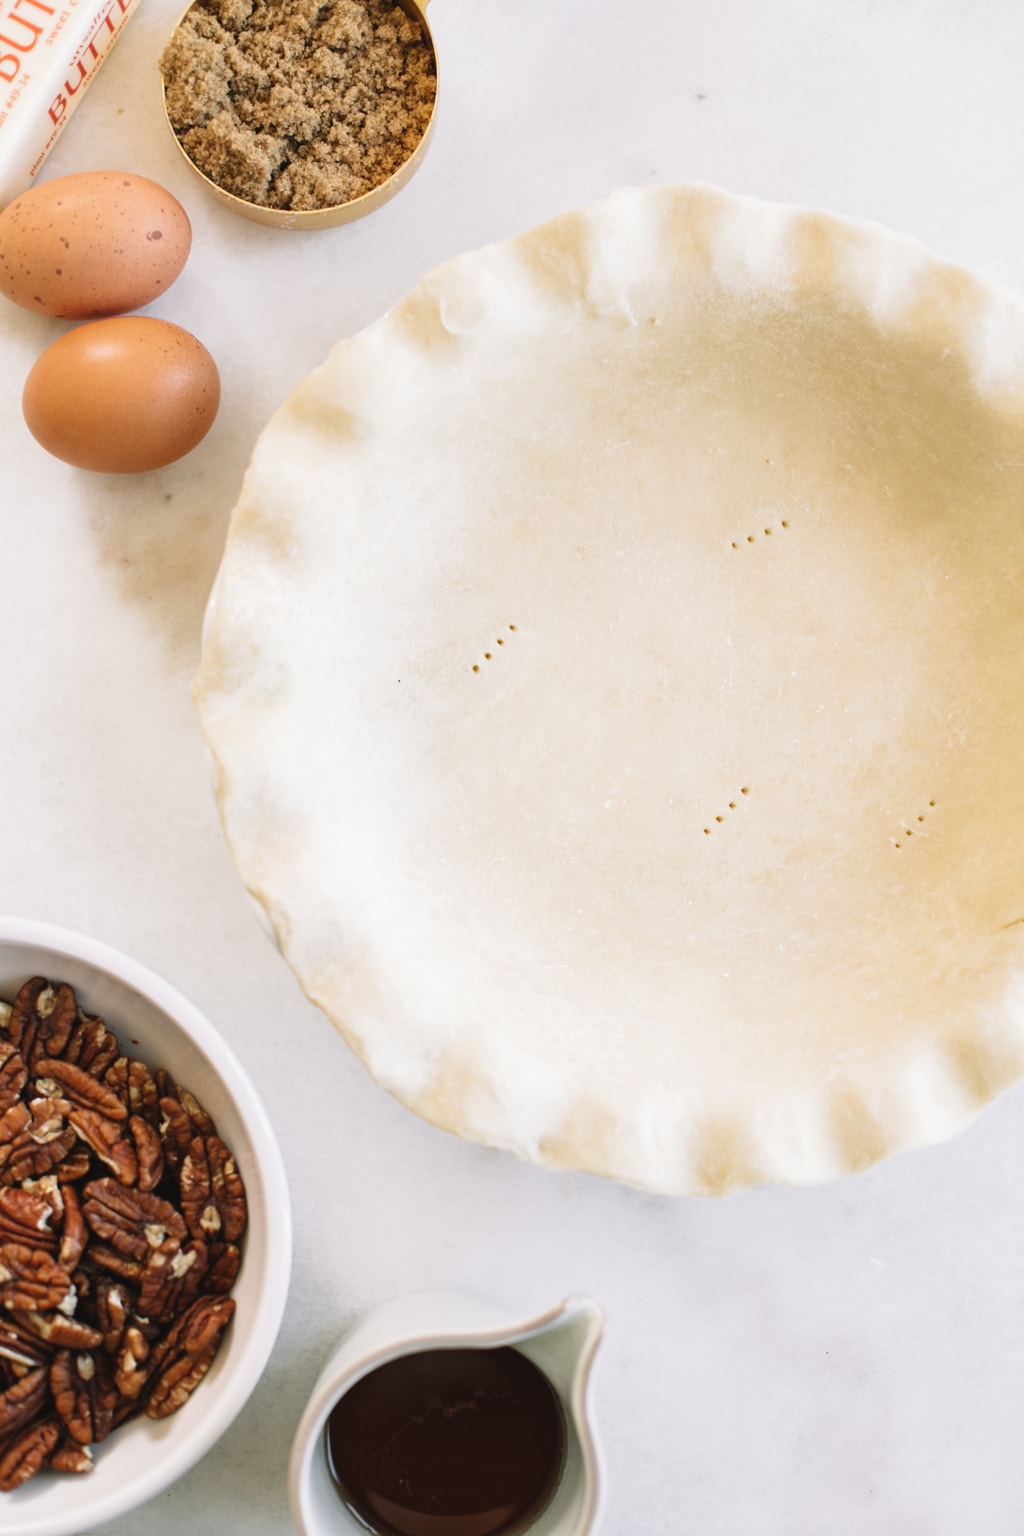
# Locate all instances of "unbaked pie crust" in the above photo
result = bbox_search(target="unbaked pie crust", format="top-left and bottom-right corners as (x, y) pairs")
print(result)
(196, 184), (1024, 1194)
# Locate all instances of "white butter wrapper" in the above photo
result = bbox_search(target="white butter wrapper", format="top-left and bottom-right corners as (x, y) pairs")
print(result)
(0, 0), (143, 208)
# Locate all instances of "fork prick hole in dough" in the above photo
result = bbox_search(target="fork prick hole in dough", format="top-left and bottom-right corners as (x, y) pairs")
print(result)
(731, 523), (789, 544)
(472, 624), (517, 672)
(901, 800), (937, 837)
(704, 792), (747, 834)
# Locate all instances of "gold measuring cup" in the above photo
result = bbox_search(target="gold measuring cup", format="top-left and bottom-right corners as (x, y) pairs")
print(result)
(161, 0), (438, 230)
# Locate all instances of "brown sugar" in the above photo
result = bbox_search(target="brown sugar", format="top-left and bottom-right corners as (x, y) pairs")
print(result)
(160, 0), (437, 211)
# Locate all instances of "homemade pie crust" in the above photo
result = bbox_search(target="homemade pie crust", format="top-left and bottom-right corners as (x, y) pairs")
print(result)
(196, 184), (1024, 1194)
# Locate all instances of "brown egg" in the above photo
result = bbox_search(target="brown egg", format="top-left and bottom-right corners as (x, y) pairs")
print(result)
(0, 171), (192, 319)
(23, 316), (220, 473)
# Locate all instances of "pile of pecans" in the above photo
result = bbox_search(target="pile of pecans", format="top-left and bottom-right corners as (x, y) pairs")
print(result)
(0, 977), (247, 1491)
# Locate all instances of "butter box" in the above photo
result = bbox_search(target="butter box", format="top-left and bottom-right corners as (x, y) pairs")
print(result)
(0, 0), (142, 208)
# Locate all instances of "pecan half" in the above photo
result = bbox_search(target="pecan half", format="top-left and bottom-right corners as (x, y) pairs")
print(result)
(20, 1172), (63, 1218)
(61, 1014), (120, 1078)
(139, 1237), (208, 1325)
(0, 1417), (59, 1490)
(93, 1276), (133, 1354)
(0, 1100), (77, 1185)
(50, 1351), (87, 1441)
(0, 1112), (26, 1148)
(11, 1310), (103, 1351)
(178, 1089), (216, 1137)
(49, 1437), (93, 1474)
(153, 1068), (176, 1100)
(162, 1083), (217, 1141)
(0, 1363), (48, 1435)
(113, 1326), (151, 1400)
(9, 980), (77, 1068)
(54, 1149), (91, 1184)
(104, 1058), (159, 1125)
(0, 1105), (28, 1165)
(180, 1137), (247, 1244)
(83, 1243), (145, 1285)
(33, 986), (77, 1063)
(0, 1187), (57, 1252)
(0, 1244), (73, 1314)
(6, 981), (45, 1059)
(0, 1324), (49, 1369)
(67, 1108), (138, 1186)
(34, 1059), (127, 1122)
(145, 1294), (234, 1420)
(50, 1350), (117, 1445)
(157, 1095), (193, 1175)
(58, 1184), (87, 1272)
(206, 1242), (241, 1296)
(129, 1115), (164, 1194)
(24, 1098), (73, 1145)
(82, 1180), (186, 1262)
(0, 1045), (26, 1116)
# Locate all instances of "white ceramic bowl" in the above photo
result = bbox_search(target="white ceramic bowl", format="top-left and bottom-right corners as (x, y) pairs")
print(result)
(0, 917), (292, 1536)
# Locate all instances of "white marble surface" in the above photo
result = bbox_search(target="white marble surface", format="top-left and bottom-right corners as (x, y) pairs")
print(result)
(4, 2), (1024, 1533)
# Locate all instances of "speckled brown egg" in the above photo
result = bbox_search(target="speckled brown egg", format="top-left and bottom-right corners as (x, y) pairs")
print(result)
(0, 171), (192, 319)
(22, 316), (220, 473)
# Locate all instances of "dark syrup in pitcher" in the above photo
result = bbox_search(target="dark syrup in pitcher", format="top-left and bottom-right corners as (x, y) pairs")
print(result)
(325, 1345), (567, 1536)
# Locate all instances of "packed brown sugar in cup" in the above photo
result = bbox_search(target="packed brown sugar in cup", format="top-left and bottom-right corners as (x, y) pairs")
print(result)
(160, 0), (436, 211)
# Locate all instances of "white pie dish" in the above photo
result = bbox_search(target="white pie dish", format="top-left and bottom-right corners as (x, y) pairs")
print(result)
(196, 183), (1024, 1196)
(0, 917), (291, 1536)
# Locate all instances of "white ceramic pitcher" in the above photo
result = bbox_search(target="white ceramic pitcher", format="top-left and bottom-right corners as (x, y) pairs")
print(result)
(288, 1291), (605, 1536)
